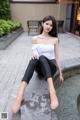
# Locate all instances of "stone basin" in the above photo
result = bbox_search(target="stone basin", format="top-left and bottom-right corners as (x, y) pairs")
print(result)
(11, 62), (80, 120)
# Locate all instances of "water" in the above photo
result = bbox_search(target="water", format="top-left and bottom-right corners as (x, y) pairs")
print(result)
(56, 74), (80, 120)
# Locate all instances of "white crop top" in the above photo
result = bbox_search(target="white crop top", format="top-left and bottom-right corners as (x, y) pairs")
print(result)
(32, 44), (55, 60)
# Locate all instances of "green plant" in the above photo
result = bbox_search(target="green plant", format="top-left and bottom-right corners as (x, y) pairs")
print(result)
(0, 19), (22, 37)
(0, 20), (11, 35)
(0, 0), (11, 19)
(12, 21), (22, 30)
(0, 27), (4, 37)
(7, 20), (15, 31)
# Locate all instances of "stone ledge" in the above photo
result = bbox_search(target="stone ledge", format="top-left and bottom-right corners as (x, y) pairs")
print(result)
(54, 59), (80, 88)
(0, 27), (23, 50)
(54, 59), (80, 119)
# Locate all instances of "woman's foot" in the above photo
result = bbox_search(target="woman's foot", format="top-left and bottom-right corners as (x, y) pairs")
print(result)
(50, 91), (59, 110)
(11, 97), (23, 114)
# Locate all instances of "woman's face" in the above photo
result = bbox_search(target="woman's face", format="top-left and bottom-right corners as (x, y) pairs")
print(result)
(42, 20), (53, 33)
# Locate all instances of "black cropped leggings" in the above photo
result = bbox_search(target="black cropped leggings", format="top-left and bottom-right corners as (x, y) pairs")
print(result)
(22, 55), (57, 84)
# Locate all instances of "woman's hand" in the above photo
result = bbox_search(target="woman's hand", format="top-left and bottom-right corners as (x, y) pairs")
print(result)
(31, 51), (39, 60)
(59, 73), (64, 83)
(32, 53), (37, 59)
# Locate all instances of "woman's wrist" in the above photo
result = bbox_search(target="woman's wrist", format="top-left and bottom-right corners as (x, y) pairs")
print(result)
(58, 69), (62, 76)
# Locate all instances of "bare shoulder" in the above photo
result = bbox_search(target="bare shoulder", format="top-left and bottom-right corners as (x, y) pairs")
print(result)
(32, 35), (40, 44)
(55, 37), (59, 43)
(51, 37), (59, 45)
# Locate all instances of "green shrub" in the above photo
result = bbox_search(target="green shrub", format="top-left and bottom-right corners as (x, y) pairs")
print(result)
(0, 27), (4, 37)
(12, 21), (22, 30)
(7, 20), (16, 31)
(0, 19), (22, 37)
(0, 20), (11, 35)
(0, 0), (11, 19)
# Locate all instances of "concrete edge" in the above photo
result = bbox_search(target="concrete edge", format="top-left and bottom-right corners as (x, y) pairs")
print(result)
(0, 27), (24, 50)
(54, 63), (80, 89)
(66, 32), (80, 40)
(54, 61), (80, 115)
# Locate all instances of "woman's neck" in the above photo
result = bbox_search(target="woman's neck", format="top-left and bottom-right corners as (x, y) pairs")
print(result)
(41, 31), (49, 37)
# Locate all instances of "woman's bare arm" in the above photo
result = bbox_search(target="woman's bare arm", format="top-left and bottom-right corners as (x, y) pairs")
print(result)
(54, 38), (64, 81)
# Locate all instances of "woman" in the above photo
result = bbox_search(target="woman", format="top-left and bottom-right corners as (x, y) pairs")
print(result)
(12, 15), (64, 113)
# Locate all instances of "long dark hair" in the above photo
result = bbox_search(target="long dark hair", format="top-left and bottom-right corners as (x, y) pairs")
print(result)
(40, 15), (58, 37)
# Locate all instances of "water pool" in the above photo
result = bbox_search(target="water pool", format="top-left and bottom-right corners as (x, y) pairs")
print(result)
(56, 74), (80, 120)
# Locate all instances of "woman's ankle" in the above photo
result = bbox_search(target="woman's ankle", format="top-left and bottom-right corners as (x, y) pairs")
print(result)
(12, 97), (23, 114)
(50, 92), (59, 110)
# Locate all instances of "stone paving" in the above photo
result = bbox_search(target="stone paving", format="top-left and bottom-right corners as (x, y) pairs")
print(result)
(0, 32), (80, 120)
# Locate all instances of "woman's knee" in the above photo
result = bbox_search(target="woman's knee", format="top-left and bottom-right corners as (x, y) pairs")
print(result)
(39, 55), (47, 62)
(29, 58), (38, 66)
